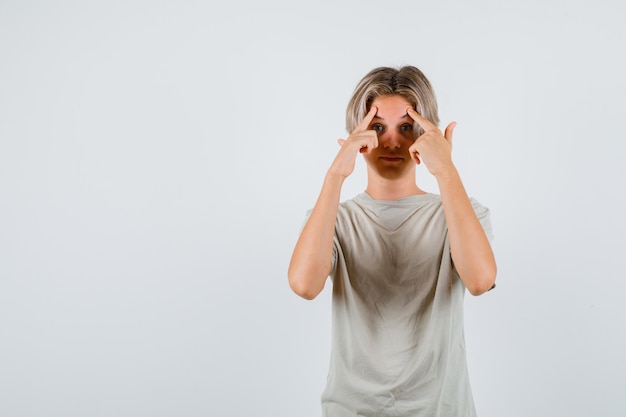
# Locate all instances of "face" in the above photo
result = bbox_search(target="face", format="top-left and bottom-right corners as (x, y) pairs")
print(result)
(363, 94), (416, 179)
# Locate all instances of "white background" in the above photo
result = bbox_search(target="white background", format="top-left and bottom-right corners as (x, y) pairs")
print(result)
(1, 1), (624, 416)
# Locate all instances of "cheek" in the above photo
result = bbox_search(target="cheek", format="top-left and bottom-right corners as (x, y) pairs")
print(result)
(361, 150), (377, 164)
(399, 133), (415, 146)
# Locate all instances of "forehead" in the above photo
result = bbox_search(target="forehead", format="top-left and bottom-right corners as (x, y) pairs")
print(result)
(371, 95), (413, 121)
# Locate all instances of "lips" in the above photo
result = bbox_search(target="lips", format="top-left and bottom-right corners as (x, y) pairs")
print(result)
(379, 156), (404, 162)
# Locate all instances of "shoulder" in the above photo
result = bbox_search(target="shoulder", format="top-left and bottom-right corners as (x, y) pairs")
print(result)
(338, 193), (366, 212)
(468, 197), (491, 217)
(467, 197), (494, 240)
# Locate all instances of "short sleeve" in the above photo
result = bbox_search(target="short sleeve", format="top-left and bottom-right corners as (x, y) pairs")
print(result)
(331, 236), (338, 277)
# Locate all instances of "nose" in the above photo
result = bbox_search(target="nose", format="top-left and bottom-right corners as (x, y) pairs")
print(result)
(380, 130), (402, 149)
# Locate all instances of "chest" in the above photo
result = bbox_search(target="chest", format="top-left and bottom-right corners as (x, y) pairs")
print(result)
(334, 206), (449, 298)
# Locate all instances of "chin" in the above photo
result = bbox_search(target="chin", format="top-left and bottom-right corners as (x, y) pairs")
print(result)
(374, 166), (413, 180)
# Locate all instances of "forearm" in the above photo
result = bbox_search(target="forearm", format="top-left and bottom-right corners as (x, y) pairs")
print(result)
(436, 167), (497, 296)
(288, 173), (345, 300)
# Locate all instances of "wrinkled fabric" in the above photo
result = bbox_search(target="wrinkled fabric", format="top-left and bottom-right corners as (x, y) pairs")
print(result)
(319, 192), (493, 417)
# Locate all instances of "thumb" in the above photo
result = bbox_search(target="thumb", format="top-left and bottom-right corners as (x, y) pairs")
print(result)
(444, 122), (456, 144)
(337, 138), (346, 146)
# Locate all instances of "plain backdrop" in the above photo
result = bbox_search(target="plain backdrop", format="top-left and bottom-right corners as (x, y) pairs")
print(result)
(1, 1), (625, 416)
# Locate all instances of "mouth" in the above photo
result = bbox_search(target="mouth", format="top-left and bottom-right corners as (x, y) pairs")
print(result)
(379, 156), (404, 162)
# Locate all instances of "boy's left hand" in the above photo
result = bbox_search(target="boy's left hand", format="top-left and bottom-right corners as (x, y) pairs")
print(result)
(406, 107), (457, 177)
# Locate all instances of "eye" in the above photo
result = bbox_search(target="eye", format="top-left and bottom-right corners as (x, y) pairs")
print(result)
(400, 124), (413, 132)
(371, 124), (384, 132)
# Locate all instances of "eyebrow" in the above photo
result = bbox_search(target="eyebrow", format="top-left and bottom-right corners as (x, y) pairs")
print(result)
(372, 114), (412, 121)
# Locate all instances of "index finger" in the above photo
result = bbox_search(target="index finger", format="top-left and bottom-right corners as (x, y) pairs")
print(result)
(354, 106), (378, 132)
(406, 108), (438, 132)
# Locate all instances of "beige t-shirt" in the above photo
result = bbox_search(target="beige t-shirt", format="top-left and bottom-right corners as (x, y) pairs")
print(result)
(320, 192), (493, 417)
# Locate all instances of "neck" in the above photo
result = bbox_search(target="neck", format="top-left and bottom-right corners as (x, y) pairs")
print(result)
(365, 169), (426, 200)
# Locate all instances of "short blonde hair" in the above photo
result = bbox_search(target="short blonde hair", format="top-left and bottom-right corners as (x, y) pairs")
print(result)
(346, 66), (439, 138)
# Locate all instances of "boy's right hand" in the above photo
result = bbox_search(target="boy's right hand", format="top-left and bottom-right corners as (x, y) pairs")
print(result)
(328, 106), (378, 179)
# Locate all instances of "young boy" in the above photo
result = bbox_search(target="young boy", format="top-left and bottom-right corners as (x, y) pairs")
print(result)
(288, 66), (496, 416)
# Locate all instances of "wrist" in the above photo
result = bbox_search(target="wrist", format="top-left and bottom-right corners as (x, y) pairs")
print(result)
(433, 165), (460, 182)
(325, 171), (348, 185)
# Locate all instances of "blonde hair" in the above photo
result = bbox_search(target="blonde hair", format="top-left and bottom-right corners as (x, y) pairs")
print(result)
(345, 66), (439, 138)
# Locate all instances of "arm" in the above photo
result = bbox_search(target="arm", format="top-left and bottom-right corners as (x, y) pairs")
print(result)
(288, 107), (379, 300)
(436, 167), (496, 296)
(287, 173), (344, 300)
(407, 109), (497, 296)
